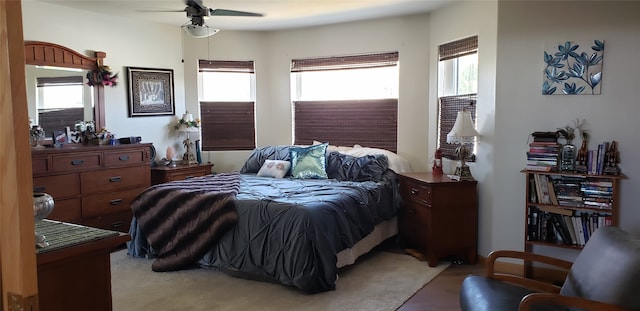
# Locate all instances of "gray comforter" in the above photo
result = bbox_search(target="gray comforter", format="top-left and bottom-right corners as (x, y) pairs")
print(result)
(128, 171), (399, 293)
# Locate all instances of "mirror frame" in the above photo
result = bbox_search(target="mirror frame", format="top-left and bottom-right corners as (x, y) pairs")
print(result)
(24, 41), (106, 131)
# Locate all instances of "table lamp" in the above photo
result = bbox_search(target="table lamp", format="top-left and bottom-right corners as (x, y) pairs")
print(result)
(176, 113), (199, 165)
(446, 108), (479, 181)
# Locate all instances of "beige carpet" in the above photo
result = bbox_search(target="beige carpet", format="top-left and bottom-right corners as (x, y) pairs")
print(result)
(111, 249), (449, 311)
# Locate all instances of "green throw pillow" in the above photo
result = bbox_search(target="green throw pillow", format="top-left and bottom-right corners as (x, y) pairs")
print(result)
(290, 143), (328, 179)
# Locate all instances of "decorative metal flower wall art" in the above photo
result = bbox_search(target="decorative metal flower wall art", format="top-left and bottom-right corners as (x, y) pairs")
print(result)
(542, 40), (604, 95)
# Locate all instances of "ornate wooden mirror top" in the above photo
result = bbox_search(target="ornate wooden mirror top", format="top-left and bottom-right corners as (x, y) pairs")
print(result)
(24, 41), (107, 132)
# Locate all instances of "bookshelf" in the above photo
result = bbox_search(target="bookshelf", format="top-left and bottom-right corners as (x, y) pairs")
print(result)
(521, 169), (625, 276)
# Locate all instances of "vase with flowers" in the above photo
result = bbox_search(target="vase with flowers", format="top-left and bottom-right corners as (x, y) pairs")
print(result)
(30, 124), (46, 148)
(556, 118), (590, 172)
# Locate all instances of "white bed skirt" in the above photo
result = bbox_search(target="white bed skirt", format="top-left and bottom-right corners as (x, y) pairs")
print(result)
(336, 217), (398, 268)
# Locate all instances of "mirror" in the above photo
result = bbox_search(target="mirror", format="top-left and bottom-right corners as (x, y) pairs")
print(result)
(24, 41), (106, 136)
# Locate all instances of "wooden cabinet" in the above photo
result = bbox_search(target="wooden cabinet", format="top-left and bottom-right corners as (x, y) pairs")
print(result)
(151, 162), (214, 185)
(36, 220), (130, 311)
(522, 170), (625, 275)
(397, 172), (478, 267)
(31, 143), (152, 232)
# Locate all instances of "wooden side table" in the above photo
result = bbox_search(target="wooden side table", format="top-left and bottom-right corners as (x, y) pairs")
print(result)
(397, 172), (478, 267)
(150, 162), (214, 185)
(36, 220), (130, 311)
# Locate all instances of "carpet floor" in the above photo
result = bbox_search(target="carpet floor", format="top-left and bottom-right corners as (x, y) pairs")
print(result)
(111, 249), (449, 311)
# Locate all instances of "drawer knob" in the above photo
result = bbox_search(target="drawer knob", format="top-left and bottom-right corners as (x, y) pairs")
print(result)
(110, 199), (123, 205)
(184, 175), (194, 179)
(410, 188), (419, 195)
(109, 176), (122, 182)
(119, 155), (131, 161)
(71, 159), (84, 166)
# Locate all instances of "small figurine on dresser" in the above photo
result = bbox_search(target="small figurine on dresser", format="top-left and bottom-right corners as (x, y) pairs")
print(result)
(604, 140), (621, 175)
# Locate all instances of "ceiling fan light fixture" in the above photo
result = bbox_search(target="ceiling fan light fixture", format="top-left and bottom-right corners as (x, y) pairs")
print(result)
(182, 24), (220, 38)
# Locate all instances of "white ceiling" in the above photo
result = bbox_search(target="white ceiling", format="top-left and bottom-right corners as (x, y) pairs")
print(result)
(33, 0), (452, 31)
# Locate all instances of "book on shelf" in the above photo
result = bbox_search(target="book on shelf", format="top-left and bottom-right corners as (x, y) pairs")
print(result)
(550, 213), (573, 245)
(531, 131), (559, 142)
(563, 215), (578, 245)
(526, 165), (553, 172)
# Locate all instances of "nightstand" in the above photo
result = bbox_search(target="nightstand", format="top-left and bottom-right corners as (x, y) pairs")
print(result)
(150, 163), (214, 185)
(397, 172), (478, 267)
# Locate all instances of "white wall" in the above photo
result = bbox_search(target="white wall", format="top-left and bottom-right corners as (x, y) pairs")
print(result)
(495, 1), (640, 259)
(22, 1), (185, 159)
(429, 1), (499, 256)
(183, 14), (432, 173)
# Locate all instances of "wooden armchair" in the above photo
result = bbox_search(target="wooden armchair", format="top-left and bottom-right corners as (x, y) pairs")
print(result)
(459, 226), (640, 311)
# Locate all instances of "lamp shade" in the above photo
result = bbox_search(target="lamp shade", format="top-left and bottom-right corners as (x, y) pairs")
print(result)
(182, 24), (220, 38)
(182, 113), (194, 123)
(447, 109), (479, 144)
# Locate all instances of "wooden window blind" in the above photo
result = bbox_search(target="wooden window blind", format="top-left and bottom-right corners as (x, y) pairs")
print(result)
(198, 60), (255, 73)
(199, 101), (255, 151)
(36, 76), (83, 87)
(291, 52), (398, 72)
(438, 36), (478, 61)
(198, 59), (255, 151)
(293, 99), (397, 153)
(291, 52), (399, 152)
(438, 94), (477, 160)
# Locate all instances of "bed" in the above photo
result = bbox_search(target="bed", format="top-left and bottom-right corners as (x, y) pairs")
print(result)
(127, 143), (410, 293)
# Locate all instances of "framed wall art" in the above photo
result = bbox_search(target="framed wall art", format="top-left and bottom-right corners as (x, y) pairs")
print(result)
(127, 67), (175, 117)
(542, 40), (605, 95)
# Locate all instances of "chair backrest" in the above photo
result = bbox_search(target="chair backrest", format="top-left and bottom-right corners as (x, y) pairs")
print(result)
(560, 226), (640, 309)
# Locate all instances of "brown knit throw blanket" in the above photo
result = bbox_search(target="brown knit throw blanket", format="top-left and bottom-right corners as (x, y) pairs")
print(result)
(131, 172), (241, 272)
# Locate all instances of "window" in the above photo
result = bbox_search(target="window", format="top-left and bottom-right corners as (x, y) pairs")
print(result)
(198, 60), (256, 151)
(36, 76), (85, 136)
(290, 52), (399, 152)
(437, 36), (478, 160)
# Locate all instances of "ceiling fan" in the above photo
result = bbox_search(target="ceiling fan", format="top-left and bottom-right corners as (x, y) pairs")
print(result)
(149, 0), (264, 38)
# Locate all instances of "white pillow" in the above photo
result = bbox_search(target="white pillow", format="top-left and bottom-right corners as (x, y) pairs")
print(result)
(312, 140), (353, 153)
(256, 160), (291, 178)
(342, 146), (412, 173)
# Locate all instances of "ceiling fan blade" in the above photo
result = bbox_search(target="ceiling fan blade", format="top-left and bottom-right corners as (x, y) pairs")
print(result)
(137, 9), (186, 13)
(209, 9), (263, 17)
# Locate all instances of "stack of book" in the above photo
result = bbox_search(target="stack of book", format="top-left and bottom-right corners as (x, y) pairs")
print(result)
(527, 132), (560, 172)
(551, 175), (585, 207)
(581, 180), (613, 209)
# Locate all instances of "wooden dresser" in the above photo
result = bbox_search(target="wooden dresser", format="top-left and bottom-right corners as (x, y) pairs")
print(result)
(397, 172), (478, 267)
(31, 143), (152, 232)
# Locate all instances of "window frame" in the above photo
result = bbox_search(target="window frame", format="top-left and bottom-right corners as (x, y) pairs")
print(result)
(197, 59), (256, 151)
(290, 52), (399, 150)
(437, 36), (478, 161)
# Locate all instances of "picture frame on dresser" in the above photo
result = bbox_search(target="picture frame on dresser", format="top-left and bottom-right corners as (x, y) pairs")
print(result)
(126, 67), (175, 117)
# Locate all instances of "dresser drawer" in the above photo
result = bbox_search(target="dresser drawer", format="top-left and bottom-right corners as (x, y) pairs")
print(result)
(81, 187), (145, 218)
(104, 148), (147, 168)
(80, 166), (149, 195)
(83, 211), (133, 233)
(33, 174), (81, 199)
(52, 152), (102, 172)
(400, 179), (432, 205)
(32, 156), (50, 175)
(46, 198), (82, 224)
